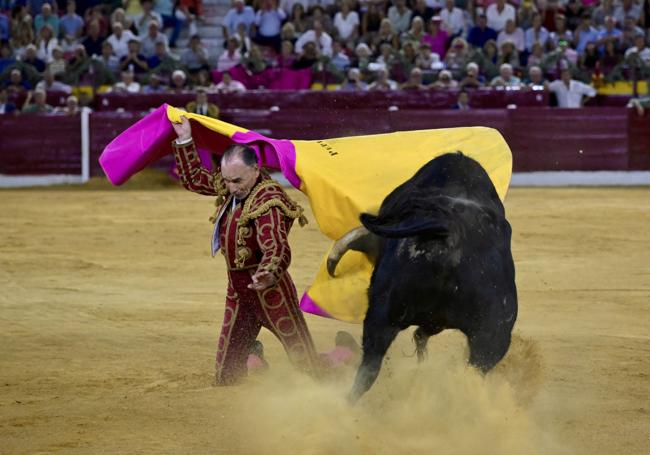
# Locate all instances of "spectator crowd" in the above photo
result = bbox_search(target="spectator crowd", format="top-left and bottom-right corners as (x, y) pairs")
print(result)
(0, 0), (649, 113)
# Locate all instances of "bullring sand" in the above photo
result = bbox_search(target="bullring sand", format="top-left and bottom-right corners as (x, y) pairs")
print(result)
(1, 176), (649, 454)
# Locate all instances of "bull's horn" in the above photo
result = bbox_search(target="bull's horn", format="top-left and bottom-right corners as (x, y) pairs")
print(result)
(327, 226), (373, 277)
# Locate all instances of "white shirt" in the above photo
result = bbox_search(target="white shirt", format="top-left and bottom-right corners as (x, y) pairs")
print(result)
(295, 30), (333, 56)
(624, 46), (650, 65)
(548, 79), (596, 108)
(439, 7), (465, 36)
(216, 80), (247, 93)
(112, 81), (141, 93)
(333, 11), (359, 41)
(486, 3), (516, 32)
(497, 27), (525, 52)
(107, 30), (136, 58)
(217, 49), (242, 72)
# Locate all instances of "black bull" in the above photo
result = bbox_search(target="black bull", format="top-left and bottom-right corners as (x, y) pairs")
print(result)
(327, 152), (518, 403)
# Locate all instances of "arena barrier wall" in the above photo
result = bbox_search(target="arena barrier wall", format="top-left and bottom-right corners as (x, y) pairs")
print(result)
(1, 104), (650, 180)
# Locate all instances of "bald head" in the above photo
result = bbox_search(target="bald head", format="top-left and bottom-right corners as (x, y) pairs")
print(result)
(222, 144), (258, 167)
(221, 145), (260, 199)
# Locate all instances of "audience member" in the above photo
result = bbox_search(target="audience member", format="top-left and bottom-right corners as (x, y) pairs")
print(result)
(452, 90), (470, 109)
(140, 20), (168, 58)
(468, 14), (497, 50)
(215, 71), (246, 93)
(486, 0), (516, 33)
(422, 16), (448, 59)
(135, 0), (163, 36)
(497, 19), (525, 53)
(548, 67), (596, 107)
(223, 0), (256, 40)
(254, 0), (286, 51)
(333, 1), (359, 46)
(339, 67), (367, 90)
(0, 86), (17, 115)
(142, 73), (167, 93)
(400, 67), (427, 90)
(368, 68), (397, 90)
(439, 0), (465, 37)
(82, 20), (105, 57)
(217, 36), (242, 72)
(107, 22), (136, 59)
(295, 20), (333, 57)
(120, 38), (148, 74)
(431, 69), (458, 89)
(186, 88), (219, 117)
(387, 0), (413, 35)
(181, 34), (210, 74)
(35, 3), (59, 36)
(36, 70), (72, 95)
(169, 69), (188, 92)
(22, 89), (53, 113)
(490, 63), (522, 87)
(112, 69), (141, 93)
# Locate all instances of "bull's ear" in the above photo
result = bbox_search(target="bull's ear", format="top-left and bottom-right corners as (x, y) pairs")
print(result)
(360, 213), (449, 238)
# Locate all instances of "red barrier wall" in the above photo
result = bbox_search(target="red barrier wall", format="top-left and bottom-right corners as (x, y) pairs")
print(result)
(2, 100), (650, 177)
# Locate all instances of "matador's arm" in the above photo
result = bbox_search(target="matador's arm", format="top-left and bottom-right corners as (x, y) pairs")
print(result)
(254, 207), (292, 283)
(172, 138), (226, 196)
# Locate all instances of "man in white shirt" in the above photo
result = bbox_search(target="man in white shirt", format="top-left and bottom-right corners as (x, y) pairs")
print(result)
(548, 68), (596, 108)
(624, 32), (650, 65)
(486, 0), (516, 32)
(387, 0), (413, 34)
(439, 0), (465, 36)
(107, 22), (136, 59)
(295, 20), (332, 56)
(135, 0), (163, 36)
(215, 71), (247, 93)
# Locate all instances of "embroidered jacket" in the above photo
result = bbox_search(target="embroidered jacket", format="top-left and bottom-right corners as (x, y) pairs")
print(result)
(172, 139), (307, 279)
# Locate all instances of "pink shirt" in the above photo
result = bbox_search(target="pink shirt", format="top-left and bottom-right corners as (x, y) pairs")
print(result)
(423, 30), (449, 59)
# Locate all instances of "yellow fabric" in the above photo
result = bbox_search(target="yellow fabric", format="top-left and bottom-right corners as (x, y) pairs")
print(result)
(165, 105), (513, 323)
(293, 127), (512, 322)
(166, 105), (248, 138)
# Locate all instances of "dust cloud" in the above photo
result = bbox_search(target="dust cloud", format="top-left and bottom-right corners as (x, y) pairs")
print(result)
(233, 332), (571, 455)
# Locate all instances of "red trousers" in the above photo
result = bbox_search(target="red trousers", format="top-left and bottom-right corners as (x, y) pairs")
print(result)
(215, 268), (322, 385)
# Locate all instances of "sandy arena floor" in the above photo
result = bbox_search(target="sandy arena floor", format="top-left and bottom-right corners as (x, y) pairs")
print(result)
(1, 176), (649, 454)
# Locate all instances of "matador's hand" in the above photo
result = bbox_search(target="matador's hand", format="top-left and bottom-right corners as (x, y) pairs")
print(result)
(248, 271), (276, 291)
(172, 115), (192, 142)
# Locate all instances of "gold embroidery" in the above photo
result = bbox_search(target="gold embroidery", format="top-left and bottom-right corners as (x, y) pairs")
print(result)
(232, 179), (307, 268)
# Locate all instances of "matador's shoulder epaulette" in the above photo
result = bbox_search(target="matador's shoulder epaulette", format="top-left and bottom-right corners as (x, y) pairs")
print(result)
(238, 175), (308, 228)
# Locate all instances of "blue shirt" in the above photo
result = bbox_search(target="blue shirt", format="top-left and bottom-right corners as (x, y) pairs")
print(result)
(0, 14), (9, 41)
(596, 28), (622, 54)
(524, 27), (549, 53)
(467, 26), (497, 49)
(223, 7), (256, 36)
(575, 26), (600, 54)
(60, 13), (84, 38)
(255, 9), (286, 37)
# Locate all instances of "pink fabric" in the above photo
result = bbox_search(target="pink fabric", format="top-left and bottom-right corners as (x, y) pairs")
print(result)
(99, 104), (303, 189)
(299, 292), (332, 318)
(99, 105), (176, 185)
(423, 30), (449, 59)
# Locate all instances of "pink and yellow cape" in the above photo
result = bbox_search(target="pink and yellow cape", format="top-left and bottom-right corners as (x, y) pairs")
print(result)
(100, 105), (512, 323)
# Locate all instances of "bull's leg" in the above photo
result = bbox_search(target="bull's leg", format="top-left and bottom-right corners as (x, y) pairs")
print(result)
(466, 327), (512, 373)
(347, 311), (400, 405)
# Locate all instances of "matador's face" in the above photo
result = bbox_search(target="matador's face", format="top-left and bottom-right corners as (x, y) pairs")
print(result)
(221, 158), (260, 200)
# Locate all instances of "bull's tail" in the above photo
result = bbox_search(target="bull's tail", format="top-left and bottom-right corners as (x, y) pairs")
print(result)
(413, 327), (429, 363)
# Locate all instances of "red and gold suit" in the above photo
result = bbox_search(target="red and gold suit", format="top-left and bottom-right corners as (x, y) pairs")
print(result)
(172, 139), (322, 385)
